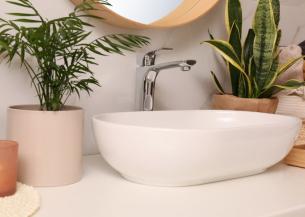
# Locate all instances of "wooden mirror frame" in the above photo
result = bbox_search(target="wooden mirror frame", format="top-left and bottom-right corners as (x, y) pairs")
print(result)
(71, 0), (220, 29)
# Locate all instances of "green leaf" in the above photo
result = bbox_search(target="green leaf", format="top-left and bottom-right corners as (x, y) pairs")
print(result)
(0, 0), (149, 111)
(253, 0), (278, 90)
(203, 40), (253, 95)
(225, 0), (242, 36)
(8, 21), (20, 30)
(243, 29), (255, 72)
(89, 34), (150, 56)
(274, 29), (281, 54)
(9, 40), (19, 61)
(264, 54), (279, 87)
(248, 56), (256, 78)
(6, 0), (29, 8)
(263, 55), (305, 90)
(211, 71), (225, 94)
(229, 22), (242, 59)
(228, 22), (242, 95)
(0, 28), (12, 35)
(0, 41), (9, 50)
(208, 29), (214, 40)
(277, 56), (305, 77)
(259, 30), (281, 89)
(274, 79), (305, 90)
(238, 74), (247, 97)
(203, 40), (243, 72)
(265, 79), (305, 96)
(13, 18), (41, 23)
(7, 12), (37, 16)
(20, 43), (25, 64)
(228, 65), (241, 96)
(248, 57), (260, 97)
(271, 0), (280, 27)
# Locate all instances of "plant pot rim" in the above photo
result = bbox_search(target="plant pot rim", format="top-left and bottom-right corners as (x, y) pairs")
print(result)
(213, 94), (278, 101)
(8, 104), (82, 112)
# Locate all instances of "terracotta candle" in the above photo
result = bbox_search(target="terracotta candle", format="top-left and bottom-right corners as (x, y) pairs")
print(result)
(0, 140), (18, 197)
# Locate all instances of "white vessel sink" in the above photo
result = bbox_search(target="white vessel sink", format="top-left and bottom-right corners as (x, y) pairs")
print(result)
(92, 110), (301, 187)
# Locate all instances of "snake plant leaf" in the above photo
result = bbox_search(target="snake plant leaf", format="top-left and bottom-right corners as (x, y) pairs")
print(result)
(208, 29), (214, 40)
(265, 55), (279, 85)
(204, 40), (252, 94)
(229, 22), (242, 95)
(262, 29), (281, 87)
(208, 29), (228, 65)
(229, 65), (241, 96)
(274, 79), (305, 89)
(277, 56), (305, 77)
(238, 75), (248, 97)
(264, 56), (305, 89)
(229, 22), (242, 59)
(243, 29), (255, 73)
(253, 0), (278, 91)
(269, 79), (305, 96)
(248, 56), (256, 78)
(248, 57), (258, 97)
(271, 0), (280, 27)
(274, 29), (281, 54)
(211, 71), (225, 94)
(225, 0), (242, 36)
(203, 40), (243, 72)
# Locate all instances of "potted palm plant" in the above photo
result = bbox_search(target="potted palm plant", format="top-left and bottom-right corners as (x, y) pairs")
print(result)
(0, 0), (150, 186)
(203, 0), (304, 113)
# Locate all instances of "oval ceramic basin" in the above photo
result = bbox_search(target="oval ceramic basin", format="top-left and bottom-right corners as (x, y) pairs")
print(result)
(92, 110), (301, 186)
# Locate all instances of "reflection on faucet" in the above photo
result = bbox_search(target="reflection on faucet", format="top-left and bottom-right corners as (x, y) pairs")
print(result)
(142, 60), (197, 111)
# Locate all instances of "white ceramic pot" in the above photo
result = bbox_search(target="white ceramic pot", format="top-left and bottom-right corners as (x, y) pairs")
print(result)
(7, 105), (83, 187)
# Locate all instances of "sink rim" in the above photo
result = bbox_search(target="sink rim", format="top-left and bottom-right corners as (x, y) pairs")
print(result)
(92, 110), (301, 132)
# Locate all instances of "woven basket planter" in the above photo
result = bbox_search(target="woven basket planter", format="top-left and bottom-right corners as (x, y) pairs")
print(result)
(212, 94), (279, 113)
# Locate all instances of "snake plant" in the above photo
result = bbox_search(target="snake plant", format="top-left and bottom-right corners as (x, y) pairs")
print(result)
(203, 0), (304, 98)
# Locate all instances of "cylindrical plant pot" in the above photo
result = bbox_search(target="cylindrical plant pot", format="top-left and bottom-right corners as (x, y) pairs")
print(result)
(212, 94), (279, 113)
(276, 95), (305, 118)
(0, 140), (18, 197)
(7, 105), (83, 187)
(276, 95), (305, 145)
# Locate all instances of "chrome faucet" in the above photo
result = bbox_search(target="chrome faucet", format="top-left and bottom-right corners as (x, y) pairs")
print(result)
(136, 48), (196, 111)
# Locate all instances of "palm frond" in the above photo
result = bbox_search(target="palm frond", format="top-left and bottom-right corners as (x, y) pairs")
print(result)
(0, 0), (150, 111)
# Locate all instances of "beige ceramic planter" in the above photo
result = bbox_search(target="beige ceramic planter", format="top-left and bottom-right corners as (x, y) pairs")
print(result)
(212, 94), (279, 114)
(7, 105), (83, 187)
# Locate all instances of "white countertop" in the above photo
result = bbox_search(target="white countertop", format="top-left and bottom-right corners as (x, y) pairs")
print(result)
(35, 155), (305, 217)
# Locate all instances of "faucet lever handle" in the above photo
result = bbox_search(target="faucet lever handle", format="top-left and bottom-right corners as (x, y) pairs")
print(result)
(142, 47), (173, 66)
(153, 47), (173, 53)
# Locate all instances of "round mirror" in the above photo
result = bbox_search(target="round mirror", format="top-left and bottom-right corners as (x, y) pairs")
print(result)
(71, 0), (220, 29)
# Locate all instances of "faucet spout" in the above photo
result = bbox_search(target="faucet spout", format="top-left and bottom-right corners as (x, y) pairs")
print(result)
(150, 60), (196, 72)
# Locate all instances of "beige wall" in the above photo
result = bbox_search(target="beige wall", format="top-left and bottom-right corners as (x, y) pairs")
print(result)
(0, 0), (304, 154)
